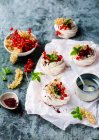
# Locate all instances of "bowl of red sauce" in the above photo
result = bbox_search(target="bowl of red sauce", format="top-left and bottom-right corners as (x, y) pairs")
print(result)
(0, 92), (19, 110)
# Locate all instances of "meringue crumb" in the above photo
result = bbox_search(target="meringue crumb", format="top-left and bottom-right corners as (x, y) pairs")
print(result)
(54, 18), (66, 25)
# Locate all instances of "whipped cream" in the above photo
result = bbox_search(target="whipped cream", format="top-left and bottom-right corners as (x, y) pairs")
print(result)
(41, 88), (70, 106)
(54, 22), (77, 39)
(73, 49), (96, 66)
(40, 58), (66, 76)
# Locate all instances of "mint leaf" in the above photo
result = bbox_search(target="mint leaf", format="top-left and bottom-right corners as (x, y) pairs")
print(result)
(71, 107), (83, 121)
(36, 72), (44, 76)
(54, 86), (60, 95)
(70, 46), (82, 56)
(64, 19), (71, 25)
(36, 76), (41, 82)
(70, 50), (77, 55)
(78, 114), (83, 120)
(71, 111), (76, 114)
(31, 72), (44, 82)
(0, 72), (7, 81)
(2, 67), (12, 75)
(73, 114), (78, 118)
(47, 53), (58, 62)
(76, 107), (80, 113)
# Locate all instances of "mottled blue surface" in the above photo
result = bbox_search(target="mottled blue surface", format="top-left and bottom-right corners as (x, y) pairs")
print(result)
(0, 0), (99, 140)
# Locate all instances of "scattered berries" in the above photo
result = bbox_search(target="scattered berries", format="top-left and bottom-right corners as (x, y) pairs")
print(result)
(55, 31), (61, 36)
(24, 58), (34, 73)
(8, 28), (38, 52)
(10, 27), (13, 31)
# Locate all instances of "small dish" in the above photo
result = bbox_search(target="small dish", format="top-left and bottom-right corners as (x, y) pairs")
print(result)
(76, 73), (99, 101)
(0, 92), (19, 110)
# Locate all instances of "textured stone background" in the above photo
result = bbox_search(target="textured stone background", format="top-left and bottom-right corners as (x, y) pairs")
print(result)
(0, 0), (99, 140)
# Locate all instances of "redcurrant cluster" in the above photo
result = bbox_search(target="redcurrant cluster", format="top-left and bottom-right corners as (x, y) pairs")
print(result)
(56, 82), (67, 100)
(24, 59), (34, 73)
(55, 31), (61, 36)
(59, 25), (69, 30)
(43, 51), (63, 62)
(76, 45), (94, 60)
(10, 28), (38, 52)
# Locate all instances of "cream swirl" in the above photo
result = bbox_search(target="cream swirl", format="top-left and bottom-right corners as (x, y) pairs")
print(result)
(40, 58), (66, 76)
(73, 53), (96, 66)
(54, 22), (77, 39)
(41, 89), (70, 106)
(41, 79), (70, 106)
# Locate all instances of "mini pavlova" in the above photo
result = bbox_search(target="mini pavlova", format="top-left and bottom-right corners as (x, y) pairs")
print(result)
(54, 18), (77, 39)
(70, 44), (96, 66)
(41, 79), (70, 106)
(40, 51), (66, 76)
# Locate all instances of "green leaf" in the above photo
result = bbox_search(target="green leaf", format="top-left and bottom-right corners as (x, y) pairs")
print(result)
(78, 114), (83, 120)
(54, 86), (60, 95)
(70, 46), (82, 56)
(64, 19), (72, 25)
(2, 67), (12, 75)
(36, 76), (41, 82)
(70, 50), (77, 55)
(31, 72), (44, 82)
(47, 53), (58, 62)
(71, 111), (76, 114)
(0, 72), (7, 81)
(71, 106), (83, 121)
(36, 72), (44, 76)
(73, 114), (78, 118)
(76, 107), (80, 113)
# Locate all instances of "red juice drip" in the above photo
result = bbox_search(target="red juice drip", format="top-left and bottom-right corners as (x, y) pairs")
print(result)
(4, 98), (17, 108)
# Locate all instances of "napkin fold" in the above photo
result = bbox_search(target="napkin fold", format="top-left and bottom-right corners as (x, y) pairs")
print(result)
(25, 39), (99, 130)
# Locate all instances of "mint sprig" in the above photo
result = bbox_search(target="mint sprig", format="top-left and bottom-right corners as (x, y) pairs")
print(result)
(31, 72), (44, 82)
(64, 19), (72, 25)
(47, 53), (58, 62)
(70, 46), (82, 56)
(2, 67), (12, 75)
(71, 107), (83, 120)
(0, 67), (12, 81)
(0, 72), (7, 81)
(53, 86), (60, 96)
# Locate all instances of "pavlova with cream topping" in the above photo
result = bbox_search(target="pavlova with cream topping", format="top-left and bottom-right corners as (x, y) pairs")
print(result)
(70, 44), (96, 66)
(41, 79), (70, 106)
(54, 18), (77, 39)
(40, 51), (66, 75)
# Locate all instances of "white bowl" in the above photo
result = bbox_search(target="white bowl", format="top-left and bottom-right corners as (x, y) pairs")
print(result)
(0, 92), (19, 110)
(4, 32), (37, 57)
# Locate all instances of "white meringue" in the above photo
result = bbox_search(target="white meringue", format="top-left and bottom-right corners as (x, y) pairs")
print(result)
(40, 58), (66, 76)
(41, 83), (70, 107)
(54, 22), (77, 39)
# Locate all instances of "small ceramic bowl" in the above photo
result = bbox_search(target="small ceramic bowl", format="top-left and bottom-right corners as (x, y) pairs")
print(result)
(76, 73), (99, 101)
(0, 92), (19, 110)
(4, 32), (37, 57)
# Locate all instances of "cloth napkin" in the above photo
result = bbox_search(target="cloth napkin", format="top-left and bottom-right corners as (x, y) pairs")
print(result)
(25, 39), (99, 130)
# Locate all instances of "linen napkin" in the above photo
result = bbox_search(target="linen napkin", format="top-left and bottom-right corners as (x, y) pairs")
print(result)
(25, 39), (99, 130)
